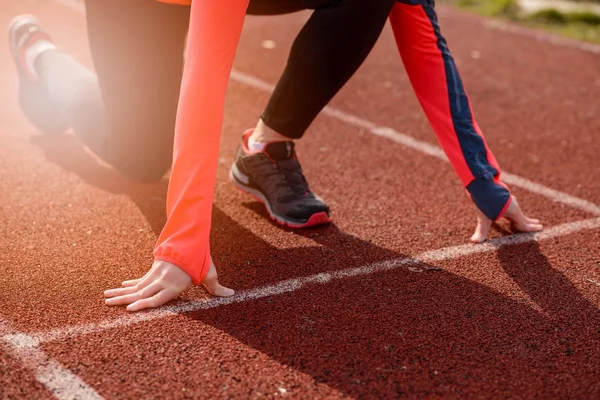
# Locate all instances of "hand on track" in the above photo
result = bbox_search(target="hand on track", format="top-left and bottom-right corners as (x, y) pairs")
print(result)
(471, 195), (543, 243)
(104, 257), (234, 311)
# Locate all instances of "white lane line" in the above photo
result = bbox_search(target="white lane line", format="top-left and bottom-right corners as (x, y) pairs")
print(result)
(53, 0), (600, 216)
(13, 216), (599, 345)
(1, 319), (103, 400)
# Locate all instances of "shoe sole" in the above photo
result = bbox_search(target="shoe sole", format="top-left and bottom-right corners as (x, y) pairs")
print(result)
(229, 164), (332, 229)
(8, 14), (41, 66)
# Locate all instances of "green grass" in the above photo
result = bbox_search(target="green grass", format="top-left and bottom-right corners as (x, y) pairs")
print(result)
(449, 0), (600, 44)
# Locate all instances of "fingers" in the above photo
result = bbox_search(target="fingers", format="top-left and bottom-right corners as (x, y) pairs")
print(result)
(104, 278), (149, 298)
(202, 257), (235, 297)
(513, 219), (543, 233)
(105, 259), (232, 312)
(104, 282), (162, 306)
(121, 278), (142, 287)
(471, 195), (543, 243)
(105, 270), (156, 298)
(103, 285), (139, 299)
(204, 280), (235, 297)
(104, 261), (194, 311)
(471, 214), (492, 243)
(504, 196), (543, 233)
(126, 289), (176, 312)
(470, 204), (492, 243)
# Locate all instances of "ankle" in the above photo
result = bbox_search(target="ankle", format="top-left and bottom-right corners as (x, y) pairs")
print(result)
(250, 119), (291, 143)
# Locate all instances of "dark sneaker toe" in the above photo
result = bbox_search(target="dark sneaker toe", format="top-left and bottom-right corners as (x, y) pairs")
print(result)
(285, 200), (330, 222)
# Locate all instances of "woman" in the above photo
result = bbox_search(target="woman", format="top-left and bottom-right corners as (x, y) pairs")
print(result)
(11, 0), (540, 312)
(106, 0), (542, 311)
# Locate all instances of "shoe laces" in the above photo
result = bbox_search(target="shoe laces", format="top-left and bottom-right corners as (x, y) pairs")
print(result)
(259, 157), (309, 199)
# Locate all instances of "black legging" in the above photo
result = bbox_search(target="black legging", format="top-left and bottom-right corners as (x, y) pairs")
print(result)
(32, 0), (394, 182)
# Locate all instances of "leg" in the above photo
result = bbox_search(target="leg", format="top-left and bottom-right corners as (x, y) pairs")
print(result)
(253, 0), (396, 139)
(34, 49), (109, 160)
(23, 1), (189, 182)
(231, 0), (396, 227)
(83, 0), (190, 181)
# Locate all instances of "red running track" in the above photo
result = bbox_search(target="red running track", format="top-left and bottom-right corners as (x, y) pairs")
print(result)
(1, 0), (599, 398)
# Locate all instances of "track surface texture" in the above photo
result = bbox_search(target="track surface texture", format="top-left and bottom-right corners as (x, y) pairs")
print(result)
(1, 0), (599, 399)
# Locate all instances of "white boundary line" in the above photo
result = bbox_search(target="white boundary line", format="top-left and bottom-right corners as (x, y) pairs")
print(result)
(0, 319), (104, 400)
(53, 0), (600, 216)
(4, 216), (596, 346)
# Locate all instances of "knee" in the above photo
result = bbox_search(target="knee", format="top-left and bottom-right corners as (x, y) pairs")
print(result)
(111, 153), (172, 183)
(120, 163), (170, 183)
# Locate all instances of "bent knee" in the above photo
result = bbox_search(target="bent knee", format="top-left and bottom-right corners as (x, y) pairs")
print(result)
(111, 153), (171, 183)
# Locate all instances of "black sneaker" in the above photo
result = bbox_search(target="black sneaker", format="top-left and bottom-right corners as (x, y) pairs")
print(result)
(230, 129), (331, 228)
(8, 15), (69, 135)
